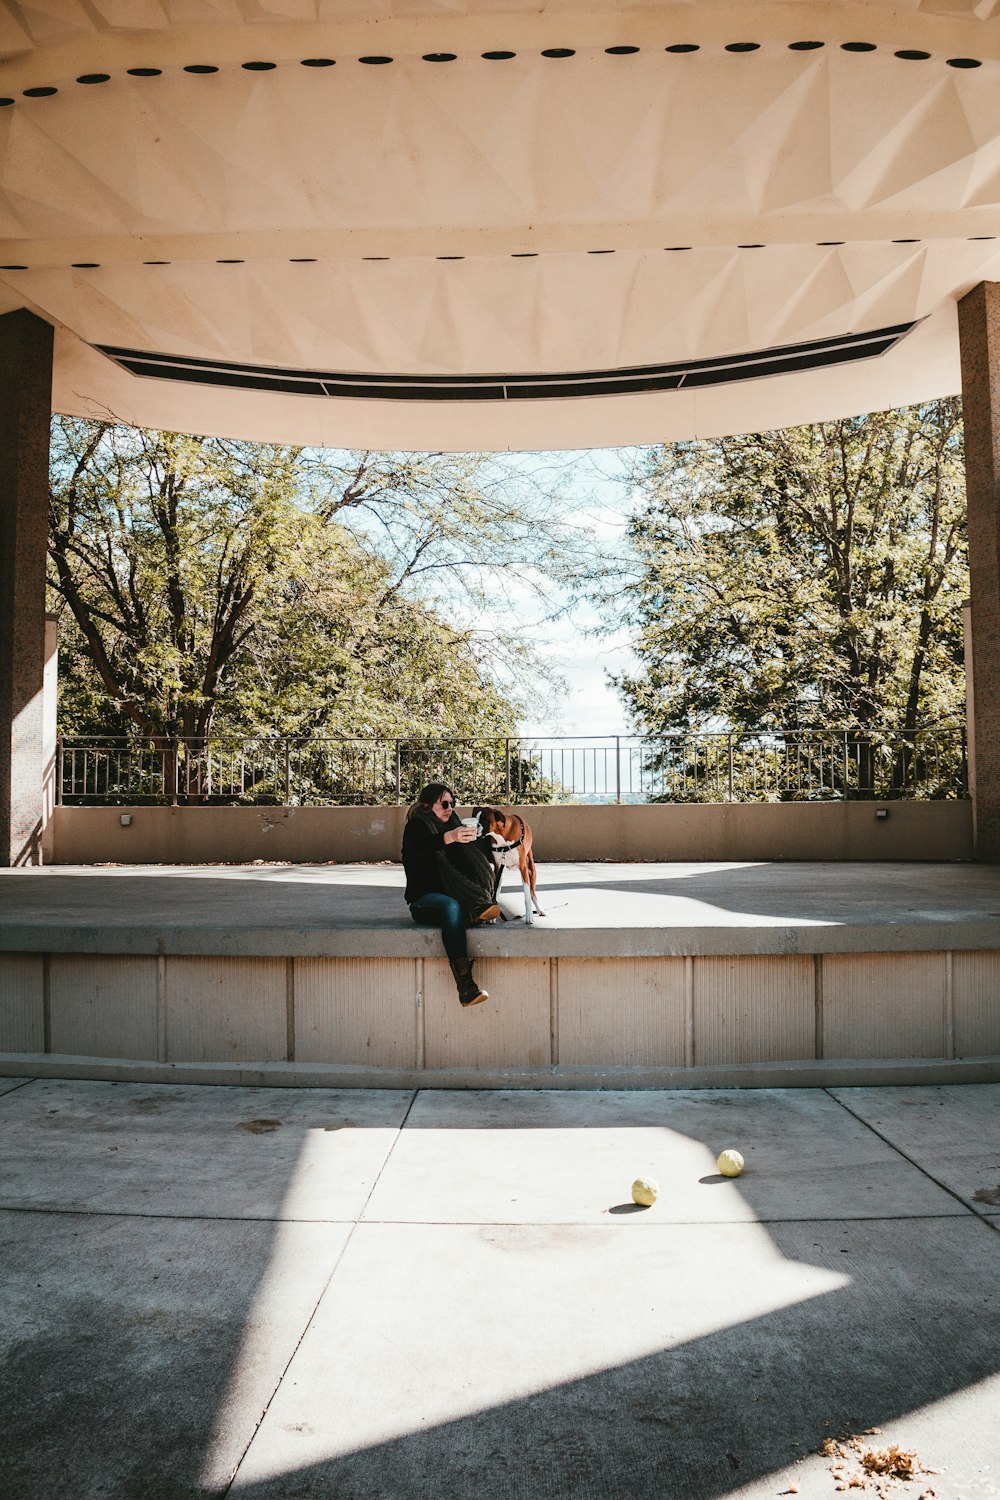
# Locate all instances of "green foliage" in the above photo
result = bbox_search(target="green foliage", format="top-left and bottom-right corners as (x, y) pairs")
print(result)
(48, 420), (588, 751)
(613, 401), (969, 737)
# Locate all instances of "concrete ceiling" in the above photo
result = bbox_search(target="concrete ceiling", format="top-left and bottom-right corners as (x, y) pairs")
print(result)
(2, 1), (1000, 450)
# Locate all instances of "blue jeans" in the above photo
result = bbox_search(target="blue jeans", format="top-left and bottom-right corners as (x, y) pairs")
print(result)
(409, 892), (467, 962)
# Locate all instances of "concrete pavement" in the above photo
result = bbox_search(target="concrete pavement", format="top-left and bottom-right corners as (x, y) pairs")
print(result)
(3, 1080), (1000, 1498)
(4, 860), (1000, 956)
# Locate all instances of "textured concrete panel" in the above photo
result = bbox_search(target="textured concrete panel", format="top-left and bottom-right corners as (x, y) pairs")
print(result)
(557, 957), (686, 1066)
(694, 955), (814, 1065)
(823, 952), (947, 1059)
(830, 1083), (1000, 1217)
(166, 957), (286, 1063)
(49, 954), (158, 1061)
(0, 952), (43, 1052)
(364, 1088), (958, 1226)
(0, 1079), (412, 1220)
(294, 958), (416, 1067)
(0, 1206), (349, 1499)
(953, 949), (1000, 1057)
(423, 958), (550, 1070)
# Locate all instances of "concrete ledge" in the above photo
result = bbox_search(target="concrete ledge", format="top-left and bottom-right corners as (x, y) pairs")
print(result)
(51, 798), (974, 865)
(5, 919), (1000, 958)
(3, 1052), (1000, 1091)
(3, 945), (1000, 1084)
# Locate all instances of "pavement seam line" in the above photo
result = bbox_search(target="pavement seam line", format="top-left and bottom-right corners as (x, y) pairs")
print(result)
(0, 1204), (978, 1227)
(824, 1087), (1000, 1238)
(220, 1087), (420, 1497)
(0, 1076), (38, 1103)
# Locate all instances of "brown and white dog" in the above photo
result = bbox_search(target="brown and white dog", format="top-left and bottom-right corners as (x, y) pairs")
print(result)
(473, 807), (545, 924)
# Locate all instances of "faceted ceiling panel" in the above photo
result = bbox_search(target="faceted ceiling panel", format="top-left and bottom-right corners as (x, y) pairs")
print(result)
(1, 1), (1000, 447)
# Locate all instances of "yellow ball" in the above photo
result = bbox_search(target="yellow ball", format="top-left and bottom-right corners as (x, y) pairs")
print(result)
(717, 1149), (745, 1178)
(631, 1176), (658, 1206)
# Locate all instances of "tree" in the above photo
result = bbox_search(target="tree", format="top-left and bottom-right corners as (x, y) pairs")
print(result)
(614, 402), (968, 737)
(48, 420), (591, 758)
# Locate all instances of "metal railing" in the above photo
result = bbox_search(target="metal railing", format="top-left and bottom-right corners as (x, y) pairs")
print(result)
(57, 727), (969, 806)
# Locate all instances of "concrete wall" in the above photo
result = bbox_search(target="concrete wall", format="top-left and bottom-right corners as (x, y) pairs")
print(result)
(2, 946), (998, 1088)
(52, 798), (973, 865)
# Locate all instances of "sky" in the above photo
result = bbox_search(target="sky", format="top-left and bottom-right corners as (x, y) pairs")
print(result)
(511, 448), (638, 739)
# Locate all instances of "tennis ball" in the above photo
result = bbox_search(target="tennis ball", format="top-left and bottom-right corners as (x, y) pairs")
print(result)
(631, 1176), (658, 1206)
(717, 1149), (745, 1178)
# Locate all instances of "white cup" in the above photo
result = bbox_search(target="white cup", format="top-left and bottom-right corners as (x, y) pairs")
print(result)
(461, 817), (480, 830)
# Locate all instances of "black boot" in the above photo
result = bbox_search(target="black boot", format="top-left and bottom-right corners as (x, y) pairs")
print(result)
(449, 957), (488, 1007)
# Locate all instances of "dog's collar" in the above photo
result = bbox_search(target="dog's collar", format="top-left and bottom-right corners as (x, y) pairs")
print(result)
(490, 815), (525, 853)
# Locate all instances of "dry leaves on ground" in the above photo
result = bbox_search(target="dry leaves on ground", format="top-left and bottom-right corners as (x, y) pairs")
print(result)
(817, 1428), (937, 1493)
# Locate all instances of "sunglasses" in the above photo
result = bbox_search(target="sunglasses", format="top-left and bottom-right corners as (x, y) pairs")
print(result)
(438, 798), (454, 808)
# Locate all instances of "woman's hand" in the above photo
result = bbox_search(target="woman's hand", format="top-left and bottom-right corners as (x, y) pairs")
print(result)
(444, 825), (478, 844)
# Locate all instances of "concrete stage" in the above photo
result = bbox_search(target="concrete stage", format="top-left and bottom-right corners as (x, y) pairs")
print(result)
(3, 1078), (1000, 1499)
(2, 861), (1000, 1090)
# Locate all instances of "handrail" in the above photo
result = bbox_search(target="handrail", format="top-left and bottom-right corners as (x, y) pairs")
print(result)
(56, 727), (969, 807)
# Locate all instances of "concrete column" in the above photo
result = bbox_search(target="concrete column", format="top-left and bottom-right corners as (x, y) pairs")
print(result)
(0, 309), (54, 866)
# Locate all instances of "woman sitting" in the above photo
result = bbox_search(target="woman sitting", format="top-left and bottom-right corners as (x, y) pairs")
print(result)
(402, 782), (500, 1007)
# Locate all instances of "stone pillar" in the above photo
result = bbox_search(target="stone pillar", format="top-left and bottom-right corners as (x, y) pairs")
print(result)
(0, 309), (54, 866)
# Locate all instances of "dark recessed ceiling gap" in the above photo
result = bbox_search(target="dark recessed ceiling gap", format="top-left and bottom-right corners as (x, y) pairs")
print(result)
(184, 65), (218, 74)
(423, 53), (457, 62)
(72, 262), (100, 268)
(817, 241), (845, 246)
(969, 236), (998, 241)
(97, 320), (919, 403)
(482, 51), (515, 60)
(606, 46), (639, 55)
(541, 48), (575, 58)
(77, 73), (110, 84)
(664, 246), (692, 251)
(242, 61), (276, 71)
(588, 249), (614, 254)
(896, 50), (930, 60)
(290, 257), (317, 262)
(127, 68), (162, 76)
(362, 256), (389, 261)
(360, 56), (392, 65)
(436, 255), (464, 259)
(739, 243), (765, 249)
(665, 44), (699, 53)
(511, 252), (537, 257)
(726, 43), (760, 53)
(841, 42), (876, 52)
(947, 57), (981, 68)
(216, 259), (244, 264)
(789, 41), (824, 51)
(1, 264), (27, 269)
(0, 98), (14, 106)
(144, 260), (170, 265)
(892, 238), (920, 243)
(301, 59), (335, 67)
(23, 86), (57, 96)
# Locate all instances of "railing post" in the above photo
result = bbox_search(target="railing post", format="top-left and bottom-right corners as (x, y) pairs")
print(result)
(284, 739), (291, 805)
(728, 734), (734, 802)
(55, 735), (63, 805)
(615, 736), (621, 804)
(505, 737), (511, 801)
(843, 729), (850, 799)
(395, 741), (402, 804)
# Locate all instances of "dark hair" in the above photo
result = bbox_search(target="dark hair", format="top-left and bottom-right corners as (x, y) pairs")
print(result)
(406, 782), (456, 822)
